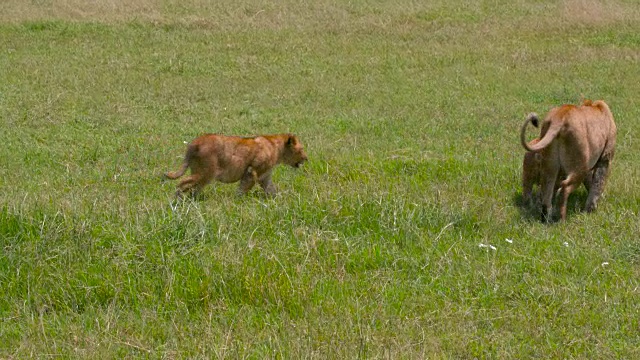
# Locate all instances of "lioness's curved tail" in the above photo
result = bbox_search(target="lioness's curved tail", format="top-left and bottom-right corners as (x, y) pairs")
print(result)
(520, 112), (561, 153)
(163, 143), (197, 180)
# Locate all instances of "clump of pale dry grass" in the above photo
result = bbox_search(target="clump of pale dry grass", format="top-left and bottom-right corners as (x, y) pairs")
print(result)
(560, 0), (640, 27)
(0, 0), (327, 25)
(0, 0), (163, 23)
(0, 0), (380, 31)
(3, 0), (638, 37)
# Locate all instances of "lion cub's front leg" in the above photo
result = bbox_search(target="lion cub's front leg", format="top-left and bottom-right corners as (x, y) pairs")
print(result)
(522, 151), (541, 206)
(259, 170), (277, 196)
(237, 167), (258, 195)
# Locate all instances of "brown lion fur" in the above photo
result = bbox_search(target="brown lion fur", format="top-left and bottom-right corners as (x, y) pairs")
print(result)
(521, 99), (616, 221)
(522, 138), (594, 207)
(164, 133), (308, 198)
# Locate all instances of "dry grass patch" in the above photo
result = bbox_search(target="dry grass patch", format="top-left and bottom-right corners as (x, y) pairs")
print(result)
(0, 0), (163, 23)
(561, 0), (640, 27)
(0, 0), (486, 32)
(0, 0), (383, 28)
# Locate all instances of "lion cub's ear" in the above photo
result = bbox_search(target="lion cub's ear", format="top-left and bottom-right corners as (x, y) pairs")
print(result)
(286, 134), (298, 146)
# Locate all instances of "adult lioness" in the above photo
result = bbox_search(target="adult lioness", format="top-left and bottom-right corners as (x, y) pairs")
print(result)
(520, 99), (616, 221)
(164, 133), (308, 198)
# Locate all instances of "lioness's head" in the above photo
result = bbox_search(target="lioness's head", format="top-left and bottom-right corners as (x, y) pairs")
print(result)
(282, 134), (308, 168)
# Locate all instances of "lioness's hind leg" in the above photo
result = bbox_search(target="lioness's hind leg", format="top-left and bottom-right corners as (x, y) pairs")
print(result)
(585, 159), (612, 213)
(583, 171), (593, 193)
(558, 172), (586, 221)
(559, 182), (579, 221)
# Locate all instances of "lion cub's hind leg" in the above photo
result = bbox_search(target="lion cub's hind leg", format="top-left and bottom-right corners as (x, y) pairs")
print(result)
(175, 175), (198, 199)
(176, 174), (205, 199)
(238, 167), (258, 195)
(259, 170), (277, 197)
(177, 169), (214, 199)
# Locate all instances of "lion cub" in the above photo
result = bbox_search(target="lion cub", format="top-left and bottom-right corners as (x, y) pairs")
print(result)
(164, 133), (307, 198)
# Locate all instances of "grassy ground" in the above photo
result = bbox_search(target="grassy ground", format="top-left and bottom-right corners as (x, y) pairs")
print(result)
(1, 0), (640, 357)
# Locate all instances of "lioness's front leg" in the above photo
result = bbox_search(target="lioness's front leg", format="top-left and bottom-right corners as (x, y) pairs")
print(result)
(238, 167), (258, 195)
(259, 170), (277, 196)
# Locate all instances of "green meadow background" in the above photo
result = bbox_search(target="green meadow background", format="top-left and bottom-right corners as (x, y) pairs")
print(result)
(1, 0), (639, 357)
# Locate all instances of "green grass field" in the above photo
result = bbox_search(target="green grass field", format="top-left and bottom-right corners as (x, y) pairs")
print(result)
(1, 0), (640, 357)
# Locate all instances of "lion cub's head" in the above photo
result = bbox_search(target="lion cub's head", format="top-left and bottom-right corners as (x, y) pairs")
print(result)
(282, 134), (308, 168)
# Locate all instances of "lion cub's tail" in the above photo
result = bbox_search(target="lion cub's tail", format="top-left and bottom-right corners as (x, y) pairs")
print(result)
(164, 162), (188, 180)
(520, 112), (561, 153)
(163, 143), (197, 180)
